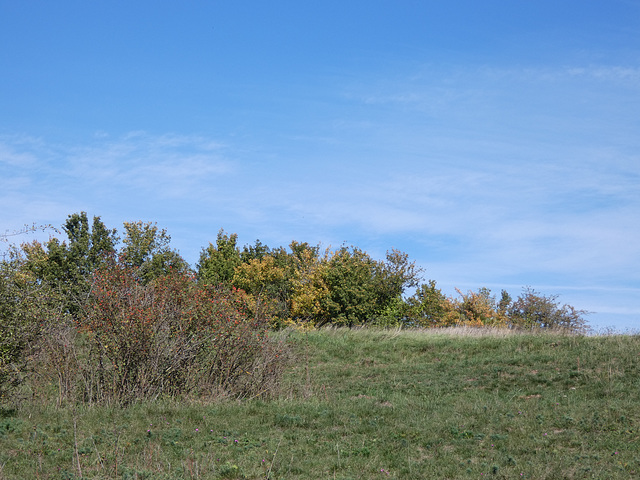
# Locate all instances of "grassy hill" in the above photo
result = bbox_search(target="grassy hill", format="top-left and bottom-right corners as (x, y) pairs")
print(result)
(1, 328), (639, 479)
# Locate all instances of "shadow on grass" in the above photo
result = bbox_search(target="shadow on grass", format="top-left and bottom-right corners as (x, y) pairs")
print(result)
(0, 407), (16, 419)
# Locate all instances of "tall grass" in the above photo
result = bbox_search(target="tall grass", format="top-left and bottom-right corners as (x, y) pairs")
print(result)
(1, 327), (639, 479)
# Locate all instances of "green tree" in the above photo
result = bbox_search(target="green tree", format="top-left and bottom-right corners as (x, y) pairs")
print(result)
(321, 246), (381, 326)
(121, 221), (191, 283)
(286, 244), (422, 327)
(240, 239), (271, 263)
(498, 289), (512, 316)
(374, 249), (422, 312)
(197, 229), (241, 286)
(323, 247), (422, 327)
(0, 249), (65, 399)
(21, 212), (118, 313)
(64, 212), (119, 277)
(405, 280), (459, 327)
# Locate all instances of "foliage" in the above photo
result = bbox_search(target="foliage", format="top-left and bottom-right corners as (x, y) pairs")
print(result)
(497, 289), (512, 315)
(197, 229), (242, 286)
(288, 245), (422, 327)
(198, 236), (423, 328)
(65, 213), (119, 277)
(376, 249), (422, 305)
(289, 243), (331, 325)
(508, 286), (589, 332)
(319, 246), (385, 326)
(240, 238), (272, 262)
(404, 279), (459, 327)
(403, 283), (587, 333)
(452, 287), (510, 327)
(192, 228), (587, 332)
(19, 212), (118, 314)
(71, 256), (283, 404)
(232, 255), (291, 326)
(120, 220), (191, 284)
(1, 212), (594, 407)
(14, 214), (190, 318)
(0, 250), (65, 399)
(370, 296), (412, 327)
(0, 257), (33, 398)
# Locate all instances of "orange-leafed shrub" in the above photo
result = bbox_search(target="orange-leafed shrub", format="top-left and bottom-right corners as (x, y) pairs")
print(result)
(71, 256), (286, 404)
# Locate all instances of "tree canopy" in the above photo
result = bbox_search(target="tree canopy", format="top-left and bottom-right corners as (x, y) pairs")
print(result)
(3, 212), (589, 332)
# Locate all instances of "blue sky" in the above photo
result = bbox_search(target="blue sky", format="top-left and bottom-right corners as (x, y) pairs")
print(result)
(1, 1), (639, 332)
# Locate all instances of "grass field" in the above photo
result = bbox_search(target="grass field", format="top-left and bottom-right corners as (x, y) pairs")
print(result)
(1, 327), (639, 479)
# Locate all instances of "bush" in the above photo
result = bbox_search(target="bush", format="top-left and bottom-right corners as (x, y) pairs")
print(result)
(452, 287), (509, 327)
(40, 256), (288, 405)
(0, 251), (63, 401)
(508, 287), (589, 333)
(403, 280), (459, 327)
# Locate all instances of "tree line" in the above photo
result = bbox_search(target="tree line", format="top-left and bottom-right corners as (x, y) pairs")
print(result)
(2, 212), (589, 331)
(0, 212), (588, 403)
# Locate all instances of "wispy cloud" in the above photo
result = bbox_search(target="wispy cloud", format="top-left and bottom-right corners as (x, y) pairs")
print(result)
(0, 142), (38, 168)
(564, 65), (640, 82)
(0, 132), (234, 233)
(63, 132), (232, 198)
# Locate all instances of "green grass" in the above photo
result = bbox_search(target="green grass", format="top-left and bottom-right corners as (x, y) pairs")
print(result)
(1, 327), (639, 479)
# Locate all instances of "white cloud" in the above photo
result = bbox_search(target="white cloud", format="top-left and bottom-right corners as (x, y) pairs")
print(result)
(0, 134), (49, 168)
(59, 132), (234, 199)
(0, 145), (37, 168)
(0, 132), (236, 235)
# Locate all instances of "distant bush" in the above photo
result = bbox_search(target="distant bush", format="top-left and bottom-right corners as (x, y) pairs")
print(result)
(400, 280), (458, 327)
(401, 282), (588, 333)
(508, 286), (589, 333)
(451, 287), (510, 327)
